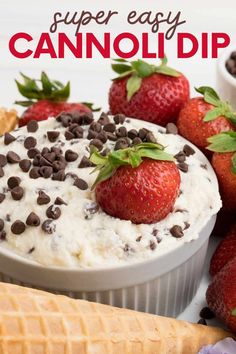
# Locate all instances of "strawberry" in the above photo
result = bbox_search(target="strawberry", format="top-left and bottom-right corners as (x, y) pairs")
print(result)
(90, 143), (180, 224)
(210, 224), (236, 277)
(177, 86), (235, 151)
(208, 131), (236, 210)
(206, 256), (236, 332)
(108, 57), (189, 127)
(15, 72), (92, 126)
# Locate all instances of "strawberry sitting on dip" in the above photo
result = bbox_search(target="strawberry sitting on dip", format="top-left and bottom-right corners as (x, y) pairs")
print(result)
(90, 143), (180, 224)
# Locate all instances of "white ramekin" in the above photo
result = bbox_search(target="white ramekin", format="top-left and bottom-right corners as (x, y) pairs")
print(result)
(217, 46), (236, 110)
(0, 125), (219, 318)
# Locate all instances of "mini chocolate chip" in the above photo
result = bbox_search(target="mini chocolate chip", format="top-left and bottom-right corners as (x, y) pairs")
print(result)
(41, 219), (55, 234)
(0, 194), (5, 203)
(0, 168), (4, 178)
(0, 219), (4, 231)
(100, 148), (110, 156)
(138, 128), (149, 140)
(11, 186), (24, 200)
(4, 133), (16, 145)
(44, 152), (56, 163)
(114, 114), (126, 124)
(52, 170), (65, 181)
(27, 120), (38, 132)
(74, 178), (88, 190)
(19, 159), (31, 172)
(84, 202), (99, 219)
(65, 150), (78, 162)
(11, 220), (26, 235)
(6, 214), (11, 222)
(103, 123), (116, 133)
(39, 156), (53, 167)
(199, 307), (215, 320)
(39, 166), (53, 178)
(65, 130), (75, 140)
(73, 126), (84, 138)
(124, 244), (131, 253)
(37, 191), (50, 205)
(150, 240), (157, 250)
(32, 154), (41, 166)
(90, 122), (102, 133)
(0, 231), (6, 241)
(116, 126), (127, 138)
(68, 123), (79, 132)
(98, 112), (110, 125)
(87, 130), (98, 140)
(51, 146), (62, 155)
(52, 160), (66, 172)
(106, 132), (117, 141)
(47, 131), (60, 142)
(26, 212), (40, 226)
(7, 176), (21, 189)
(166, 123), (178, 135)
(89, 139), (103, 151)
(197, 318), (207, 326)
(77, 112), (94, 125)
(128, 129), (138, 140)
(0, 154), (7, 167)
(177, 162), (188, 173)
(46, 205), (61, 220)
(7, 151), (20, 163)
(145, 132), (157, 143)
(41, 147), (50, 155)
(114, 138), (129, 150)
(184, 222), (190, 230)
(29, 167), (40, 179)
(24, 136), (37, 150)
(54, 197), (67, 205)
(183, 144), (195, 156)
(132, 137), (142, 145)
(136, 236), (142, 242)
(78, 156), (94, 168)
(28, 247), (35, 254)
(60, 113), (73, 127)
(201, 164), (208, 170)
(170, 225), (184, 238)
(174, 151), (186, 163)
(97, 131), (107, 143)
(27, 148), (40, 159)
(152, 229), (159, 237)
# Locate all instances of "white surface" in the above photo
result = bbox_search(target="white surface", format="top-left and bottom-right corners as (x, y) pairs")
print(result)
(0, 0), (235, 325)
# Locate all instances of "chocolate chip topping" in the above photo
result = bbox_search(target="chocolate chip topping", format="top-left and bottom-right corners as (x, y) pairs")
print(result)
(138, 128), (149, 140)
(90, 122), (102, 133)
(29, 167), (40, 179)
(177, 162), (189, 173)
(0, 231), (6, 241)
(136, 236), (142, 242)
(197, 318), (207, 326)
(113, 114), (126, 124)
(78, 156), (94, 168)
(11, 220), (26, 235)
(24, 136), (37, 150)
(0, 154), (7, 167)
(89, 139), (103, 151)
(27, 120), (39, 133)
(52, 170), (65, 181)
(174, 151), (186, 163)
(39, 166), (53, 178)
(19, 159), (31, 172)
(47, 131), (60, 142)
(0, 168), (4, 178)
(150, 240), (157, 250)
(84, 202), (99, 219)
(199, 307), (215, 320)
(97, 112), (110, 125)
(166, 123), (178, 135)
(87, 130), (97, 140)
(46, 205), (61, 220)
(7, 176), (21, 189)
(132, 137), (142, 145)
(11, 186), (24, 201)
(114, 138), (129, 150)
(106, 132), (117, 141)
(65, 130), (75, 140)
(41, 219), (55, 234)
(27, 148), (40, 159)
(0, 194), (5, 203)
(170, 225), (184, 238)
(65, 149), (78, 162)
(54, 197), (67, 205)
(183, 144), (195, 156)
(28, 247), (35, 254)
(97, 131), (107, 143)
(4, 133), (16, 145)
(37, 191), (50, 205)
(0, 219), (4, 231)
(26, 212), (40, 226)
(103, 123), (116, 133)
(128, 129), (138, 140)
(7, 151), (20, 163)
(145, 132), (157, 143)
(116, 126), (127, 138)
(74, 178), (88, 190)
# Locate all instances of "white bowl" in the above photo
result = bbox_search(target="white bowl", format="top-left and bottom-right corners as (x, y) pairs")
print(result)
(217, 46), (236, 109)
(0, 123), (219, 317)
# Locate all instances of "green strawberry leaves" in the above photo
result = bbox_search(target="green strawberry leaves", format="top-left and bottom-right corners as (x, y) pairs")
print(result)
(195, 86), (236, 124)
(15, 71), (70, 106)
(81, 102), (101, 112)
(90, 142), (174, 188)
(112, 56), (180, 101)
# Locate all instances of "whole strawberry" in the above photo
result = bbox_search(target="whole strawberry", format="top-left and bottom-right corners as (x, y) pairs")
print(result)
(208, 131), (236, 210)
(206, 256), (236, 333)
(90, 143), (180, 224)
(210, 224), (236, 277)
(177, 86), (235, 151)
(15, 72), (92, 126)
(109, 57), (189, 126)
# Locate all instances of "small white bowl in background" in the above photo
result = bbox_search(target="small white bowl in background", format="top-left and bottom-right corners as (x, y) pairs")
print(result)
(217, 46), (236, 110)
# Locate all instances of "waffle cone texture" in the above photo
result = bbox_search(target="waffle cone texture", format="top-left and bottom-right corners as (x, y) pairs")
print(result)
(0, 282), (232, 353)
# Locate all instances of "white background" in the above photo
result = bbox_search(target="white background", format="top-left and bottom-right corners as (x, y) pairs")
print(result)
(0, 0), (235, 324)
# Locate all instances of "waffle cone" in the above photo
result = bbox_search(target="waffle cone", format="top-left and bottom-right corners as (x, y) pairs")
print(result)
(0, 282), (232, 353)
(0, 108), (18, 135)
